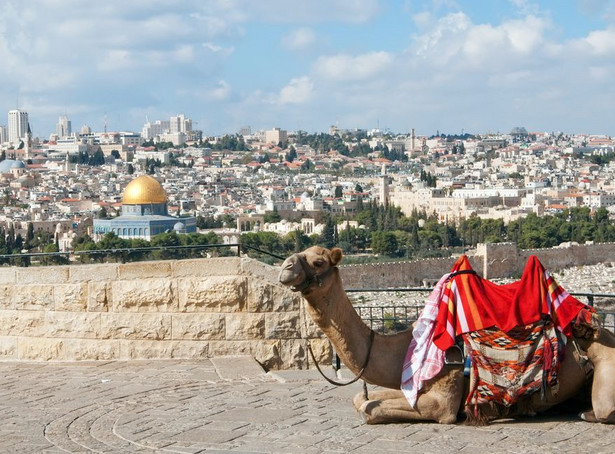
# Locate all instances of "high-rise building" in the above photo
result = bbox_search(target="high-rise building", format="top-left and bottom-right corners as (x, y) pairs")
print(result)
(142, 120), (170, 140)
(8, 109), (28, 145)
(265, 127), (287, 145)
(169, 114), (192, 134)
(56, 115), (72, 138)
(0, 125), (6, 144)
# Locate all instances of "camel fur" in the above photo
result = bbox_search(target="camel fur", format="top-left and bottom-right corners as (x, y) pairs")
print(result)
(278, 246), (610, 425)
(572, 312), (615, 423)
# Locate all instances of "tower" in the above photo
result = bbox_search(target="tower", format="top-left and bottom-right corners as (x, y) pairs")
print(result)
(379, 163), (389, 205)
(56, 115), (72, 138)
(8, 110), (28, 146)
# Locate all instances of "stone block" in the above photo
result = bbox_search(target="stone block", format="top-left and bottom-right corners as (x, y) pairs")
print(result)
(18, 337), (66, 360)
(16, 266), (69, 285)
(247, 279), (301, 312)
(46, 312), (101, 339)
(225, 313), (265, 340)
(208, 340), (252, 357)
(172, 257), (242, 278)
(0, 285), (13, 310)
(303, 337), (331, 365)
(14, 285), (54, 311)
(178, 276), (247, 312)
(54, 283), (87, 311)
(0, 336), (17, 359)
(279, 339), (312, 370)
(101, 313), (171, 340)
(87, 281), (109, 312)
(265, 312), (301, 339)
(241, 258), (279, 284)
(0, 310), (45, 337)
(69, 263), (118, 282)
(119, 339), (209, 360)
(118, 261), (172, 280)
(0, 268), (16, 285)
(253, 339), (282, 370)
(171, 313), (226, 340)
(111, 279), (177, 312)
(64, 339), (120, 360)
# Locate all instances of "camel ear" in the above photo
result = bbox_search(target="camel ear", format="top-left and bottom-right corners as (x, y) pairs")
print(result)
(329, 247), (343, 266)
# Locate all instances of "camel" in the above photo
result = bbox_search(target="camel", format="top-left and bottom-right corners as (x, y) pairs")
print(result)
(572, 313), (615, 423)
(278, 246), (603, 425)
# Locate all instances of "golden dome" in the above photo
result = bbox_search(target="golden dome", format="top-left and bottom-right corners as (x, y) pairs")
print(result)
(122, 175), (167, 205)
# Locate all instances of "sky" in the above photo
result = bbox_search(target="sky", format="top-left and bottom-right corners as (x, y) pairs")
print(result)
(1, 0), (614, 138)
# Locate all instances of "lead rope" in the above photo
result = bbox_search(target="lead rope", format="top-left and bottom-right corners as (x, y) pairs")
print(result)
(306, 329), (375, 389)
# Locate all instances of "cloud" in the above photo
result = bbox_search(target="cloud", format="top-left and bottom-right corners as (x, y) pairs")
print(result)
(238, 0), (381, 24)
(278, 76), (314, 104)
(282, 28), (317, 51)
(580, 29), (615, 55)
(314, 52), (394, 81)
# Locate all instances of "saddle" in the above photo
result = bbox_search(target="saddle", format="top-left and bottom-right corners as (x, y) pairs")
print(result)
(401, 254), (594, 414)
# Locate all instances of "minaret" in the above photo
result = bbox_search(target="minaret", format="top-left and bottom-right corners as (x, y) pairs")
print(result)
(379, 163), (389, 205)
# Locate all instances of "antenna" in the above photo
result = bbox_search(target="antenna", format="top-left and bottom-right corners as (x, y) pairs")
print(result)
(104, 113), (107, 133)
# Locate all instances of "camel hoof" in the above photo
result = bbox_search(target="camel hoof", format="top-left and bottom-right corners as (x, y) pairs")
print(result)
(358, 400), (375, 424)
(580, 411), (597, 422)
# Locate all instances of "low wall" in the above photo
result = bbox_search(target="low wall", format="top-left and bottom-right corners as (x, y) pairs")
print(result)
(0, 257), (329, 369)
(340, 242), (615, 288)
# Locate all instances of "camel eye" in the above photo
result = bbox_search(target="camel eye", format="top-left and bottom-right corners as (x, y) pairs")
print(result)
(313, 260), (324, 267)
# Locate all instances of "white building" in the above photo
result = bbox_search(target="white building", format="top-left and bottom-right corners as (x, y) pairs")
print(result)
(265, 128), (287, 145)
(142, 120), (170, 140)
(56, 115), (72, 138)
(8, 109), (28, 146)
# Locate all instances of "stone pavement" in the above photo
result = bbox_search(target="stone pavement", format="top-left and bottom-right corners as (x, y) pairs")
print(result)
(1, 358), (614, 454)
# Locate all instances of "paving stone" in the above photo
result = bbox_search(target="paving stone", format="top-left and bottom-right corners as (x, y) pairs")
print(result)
(1, 359), (615, 453)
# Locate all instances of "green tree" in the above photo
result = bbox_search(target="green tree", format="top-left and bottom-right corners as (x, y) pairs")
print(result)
(371, 231), (398, 256)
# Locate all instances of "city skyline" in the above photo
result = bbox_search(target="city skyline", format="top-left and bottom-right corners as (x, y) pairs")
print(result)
(1, 0), (614, 138)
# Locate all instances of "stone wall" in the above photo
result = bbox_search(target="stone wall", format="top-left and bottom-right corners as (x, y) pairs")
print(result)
(0, 257), (330, 369)
(340, 242), (615, 288)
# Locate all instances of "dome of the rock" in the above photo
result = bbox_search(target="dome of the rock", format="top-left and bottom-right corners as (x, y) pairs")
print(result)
(122, 175), (167, 205)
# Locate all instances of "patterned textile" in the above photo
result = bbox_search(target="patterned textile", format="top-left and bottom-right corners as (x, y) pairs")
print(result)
(432, 255), (589, 351)
(463, 320), (560, 410)
(400, 254), (593, 410)
(400, 273), (449, 408)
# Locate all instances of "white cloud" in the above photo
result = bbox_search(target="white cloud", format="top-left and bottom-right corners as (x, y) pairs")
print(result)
(314, 52), (394, 81)
(282, 28), (317, 51)
(581, 29), (615, 55)
(202, 42), (235, 56)
(278, 77), (314, 104)
(209, 80), (233, 101)
(238, 0), (381, 24)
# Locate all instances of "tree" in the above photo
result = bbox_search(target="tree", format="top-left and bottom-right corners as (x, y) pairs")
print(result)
(334, 185), (343, 198)
(371, 231), (398, 256)
(264, 209), (282, 223)
(127, 163), (134, 174)
(26, 222), (34, 249)
(320, 215), (336, 249)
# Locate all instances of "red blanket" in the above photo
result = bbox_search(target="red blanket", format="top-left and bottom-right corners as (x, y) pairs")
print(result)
(432, 255), (589, 351)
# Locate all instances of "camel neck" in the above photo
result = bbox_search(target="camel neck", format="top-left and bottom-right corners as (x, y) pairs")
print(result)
(305, 271), (371, 363)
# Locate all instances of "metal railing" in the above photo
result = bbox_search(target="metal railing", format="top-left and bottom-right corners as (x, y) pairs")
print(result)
(347, 288), (615, 333)
(0, 243), (288, 265)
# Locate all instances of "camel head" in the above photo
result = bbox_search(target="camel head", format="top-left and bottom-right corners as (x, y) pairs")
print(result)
(278, 246), (343, 295)
(572, 307), (602, 342)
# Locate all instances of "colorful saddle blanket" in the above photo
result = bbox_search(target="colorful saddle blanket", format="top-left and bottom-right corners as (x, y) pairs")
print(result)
(463, 319), (560, 411)
(401, 254), (593, 410)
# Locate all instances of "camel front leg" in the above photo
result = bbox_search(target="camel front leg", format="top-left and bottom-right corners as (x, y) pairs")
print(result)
(353, 388), (459, 424)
